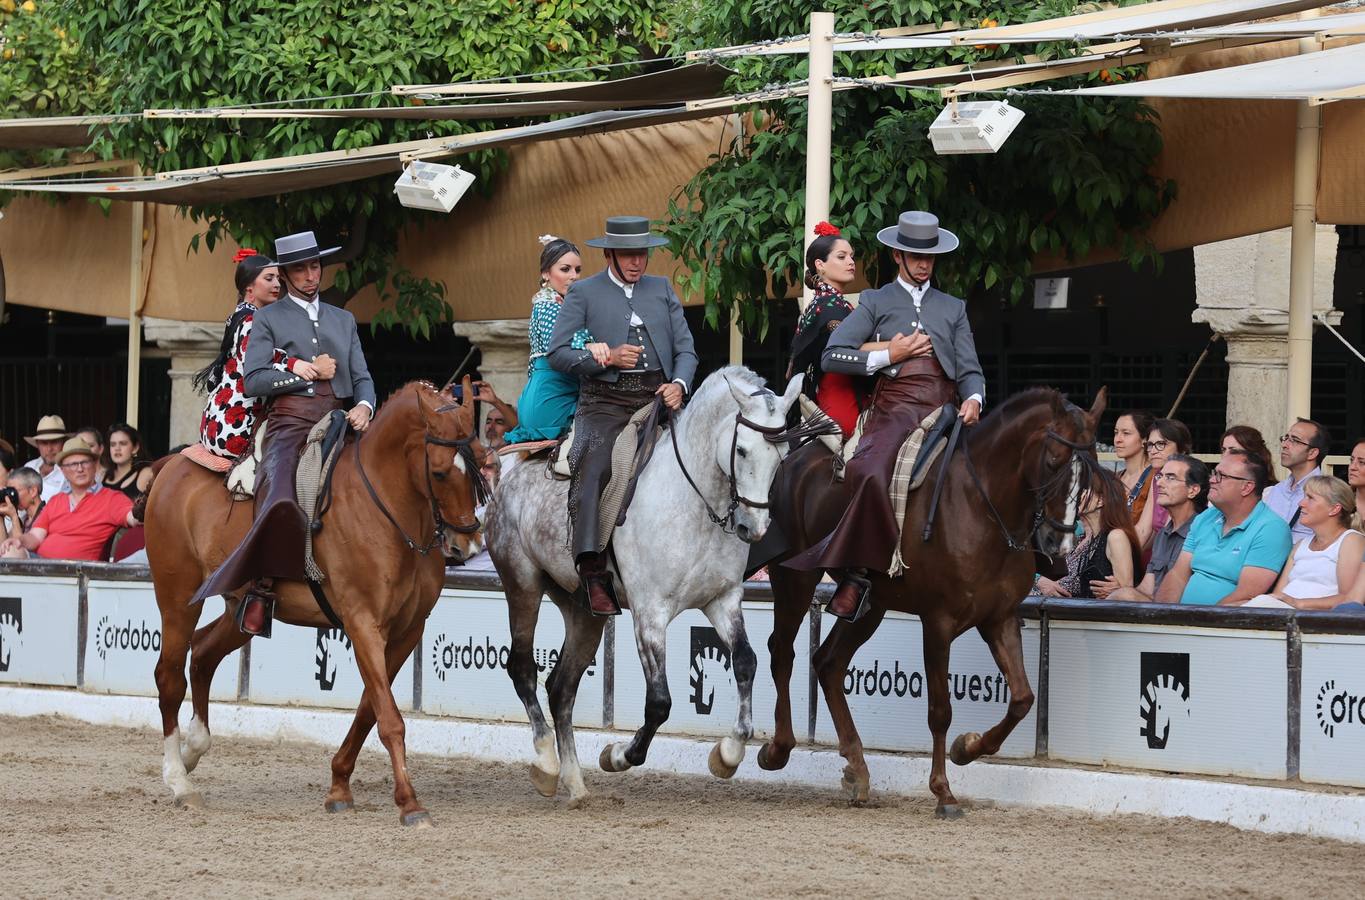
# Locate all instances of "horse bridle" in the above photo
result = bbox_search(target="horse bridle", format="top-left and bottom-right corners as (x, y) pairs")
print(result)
(354, 401), (489, 556)
(671, 387), (839, 533)
(962, 427), (1095, 555)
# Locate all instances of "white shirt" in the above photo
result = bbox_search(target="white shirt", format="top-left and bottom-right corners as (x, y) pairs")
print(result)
(861, 279), (983, 408)
(606, 268), (687, 394)
(1264, 466), (1321, 544)
(23, 457), (68, 503)
(288, 293), (372, 411)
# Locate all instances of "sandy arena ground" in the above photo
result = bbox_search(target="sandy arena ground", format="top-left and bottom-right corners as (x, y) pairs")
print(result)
(2, 714), (1362, 899)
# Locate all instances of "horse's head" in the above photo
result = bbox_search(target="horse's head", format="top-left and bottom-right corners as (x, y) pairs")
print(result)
(714, 370), (804, 544)
(416, 377), (488, 562)
(1030, 386), (1107, 558)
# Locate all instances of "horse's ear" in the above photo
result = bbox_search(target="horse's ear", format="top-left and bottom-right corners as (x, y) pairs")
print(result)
(1088, 386), (1109, 428)
(415, 385), (437, 421)
(725, 377), (750, 409)
(460, 375), (475, 409)
(780, 373), (804, 412)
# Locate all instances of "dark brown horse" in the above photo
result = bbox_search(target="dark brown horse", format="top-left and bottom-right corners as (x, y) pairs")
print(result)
(144, 379), (486, 826)
(756, 387), (1105, 814)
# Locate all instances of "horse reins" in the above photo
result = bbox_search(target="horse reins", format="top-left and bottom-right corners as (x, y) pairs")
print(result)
(353, 402), (488, 556)
(962, 427), (1096, 555)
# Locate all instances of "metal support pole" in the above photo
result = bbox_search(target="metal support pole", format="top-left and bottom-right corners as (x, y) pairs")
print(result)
(126, 193), (145, 427)
(1285, 17), (1322, 421)
(800, 10), (835, 314)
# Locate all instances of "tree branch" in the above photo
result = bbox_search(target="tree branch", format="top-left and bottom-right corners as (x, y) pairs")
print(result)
(320, 207), (370, 308)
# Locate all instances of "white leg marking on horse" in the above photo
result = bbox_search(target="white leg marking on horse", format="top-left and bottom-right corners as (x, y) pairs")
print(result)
(719, 735), (746, 768)
(162, 730), (198, 802)
(533, 732), (560, 778)
(181, 715), (211, 773)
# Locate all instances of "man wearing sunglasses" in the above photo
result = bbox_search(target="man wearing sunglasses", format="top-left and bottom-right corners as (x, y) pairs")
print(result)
(1155, 450), (1292, 605)
(1263, 417), (1329, 544)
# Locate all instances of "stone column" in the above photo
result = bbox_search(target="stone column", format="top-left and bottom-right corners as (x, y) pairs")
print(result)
(452, 318), (531, 414)
(1192, 225), (1340, 463)
(142, 317), (223, 448)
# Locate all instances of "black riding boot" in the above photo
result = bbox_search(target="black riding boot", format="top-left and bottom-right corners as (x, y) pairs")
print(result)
(827, 569), (872, 622)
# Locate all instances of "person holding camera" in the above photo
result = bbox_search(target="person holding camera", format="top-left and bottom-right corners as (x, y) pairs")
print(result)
(1, 438), (137, 561)
(1, 468), (44, 541)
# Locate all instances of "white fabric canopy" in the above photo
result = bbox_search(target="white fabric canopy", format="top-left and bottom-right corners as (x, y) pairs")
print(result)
(1052, 42), (1365, 100)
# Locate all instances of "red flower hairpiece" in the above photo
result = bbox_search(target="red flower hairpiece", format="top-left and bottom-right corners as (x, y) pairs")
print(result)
(232, 248), (258, 264)
(813, 221), (841, 237)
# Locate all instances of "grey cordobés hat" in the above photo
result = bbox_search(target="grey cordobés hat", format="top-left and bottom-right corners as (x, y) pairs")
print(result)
(584, 215), (669, 250)
(875, 210), (959, 255)
(274, 230), (342, 266)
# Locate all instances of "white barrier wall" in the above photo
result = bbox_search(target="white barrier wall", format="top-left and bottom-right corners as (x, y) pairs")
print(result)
(0, 575), (79, 687)
(1048, 622), (1288, 780)
(85, 581), (239, 701)
(614, 601), (810, 741)
(1300, 634), (1365, 789)
(248, 618), (415, 711)
(813, 612), (1040, 757)
(422, 588), (605, 726)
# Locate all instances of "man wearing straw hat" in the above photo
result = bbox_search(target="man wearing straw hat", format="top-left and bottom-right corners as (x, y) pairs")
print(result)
(548, 215), (698, 616)
(191, 231), (376, 635)
(22, 414), (71, 501)
(787, 211), (985, 622)
(1, 437), (137, 561)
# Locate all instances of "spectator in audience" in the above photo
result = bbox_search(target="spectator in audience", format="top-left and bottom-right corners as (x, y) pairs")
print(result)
(1346, 437), (1365, 530)
(102, 423), (154, 500)
(74, 425), (108, 483)
(1113, 411), (1156, 548)
(0, 437), (14, 483)
(1264, 417), (1329, 544)
(1220, 425), (1278, 487)
(21, 414), (70, 501)
(0, 437), (137, 561)
(1244, 475), (1364, 610)
(1144, 418), (1193, 541)
(476, 380), (518, 452)
(1093, 454), (1209, 601)
(1036, 470), (1141, 599)
(1156, 449), (1292, 605)
(1, 467), (45, 540)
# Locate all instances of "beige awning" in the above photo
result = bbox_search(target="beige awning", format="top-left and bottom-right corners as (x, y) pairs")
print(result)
(389, 63), (732, 99)
(0, 114), (127, 150)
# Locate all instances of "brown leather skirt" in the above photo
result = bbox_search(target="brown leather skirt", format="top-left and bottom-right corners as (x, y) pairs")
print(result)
(785, 356), (957, 573)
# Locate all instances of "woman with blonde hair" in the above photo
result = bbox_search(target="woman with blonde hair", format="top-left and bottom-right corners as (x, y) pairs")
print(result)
(1246, 475), (1364, 610)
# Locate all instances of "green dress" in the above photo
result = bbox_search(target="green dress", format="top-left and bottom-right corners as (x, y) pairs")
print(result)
(503, 287), (593, 444)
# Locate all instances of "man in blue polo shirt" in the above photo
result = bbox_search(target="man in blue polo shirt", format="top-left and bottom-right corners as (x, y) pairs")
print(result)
(1155, 449), (1292, 605)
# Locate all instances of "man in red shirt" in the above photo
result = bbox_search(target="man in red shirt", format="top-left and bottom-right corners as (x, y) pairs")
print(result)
(0, 437), (136, 562)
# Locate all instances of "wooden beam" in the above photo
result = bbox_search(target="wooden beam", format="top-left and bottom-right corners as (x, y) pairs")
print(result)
(0, 158), (133, 182)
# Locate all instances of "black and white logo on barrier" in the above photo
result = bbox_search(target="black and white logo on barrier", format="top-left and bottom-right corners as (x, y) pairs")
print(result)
(0, 596), (21, 672)
(315, 627), (352, 692)
(1139, 651), (1190, 750)
(93, 613), (162, 660)
(688, 627), (732, 715)
(1315, 679), (1365, 738)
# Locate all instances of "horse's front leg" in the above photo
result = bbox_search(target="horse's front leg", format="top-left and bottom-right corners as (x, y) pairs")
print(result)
(702, 588), (757, 778)
(183, 611), (252, 773)
(812, 604), (885, 804)
(600, 605), (671, 773)
(546, 594), (606, 808)
(759, 565), (821, 771)
(951, 612), (1035, 765)
(922, 610), (963, 818)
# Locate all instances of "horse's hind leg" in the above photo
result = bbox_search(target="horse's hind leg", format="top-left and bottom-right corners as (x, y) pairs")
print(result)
(758, 566), (821, 771)
(601, 606), (671, 774)
(154, 588), (206, 808)
(505, 579), (557, 797)
(702, 588), (756, 779)
(950, 613), (1035, 767)
(182, 612), (251, 773)
(546, 595), (606, 807)
(812, 605), (886, 805)
(324, 617), (424, 818)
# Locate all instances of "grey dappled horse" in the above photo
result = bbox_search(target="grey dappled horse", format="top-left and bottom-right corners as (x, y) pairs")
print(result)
(486, 366), (802, 804)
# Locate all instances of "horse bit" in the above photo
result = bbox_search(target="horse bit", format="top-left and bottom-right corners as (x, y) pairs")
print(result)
(353, 400), (489, 556)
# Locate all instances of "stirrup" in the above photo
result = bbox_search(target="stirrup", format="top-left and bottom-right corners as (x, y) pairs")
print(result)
(827, 575), (872, 623)
(235, 590), (276, 638)
(578, 570), (622, 617)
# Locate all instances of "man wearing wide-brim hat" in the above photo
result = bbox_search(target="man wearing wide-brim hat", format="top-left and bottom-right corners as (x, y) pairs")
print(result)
(547, 215), (699, 616)
(191, 231), (377, 635)
(22, 414), (72, 502)
(1, 437), (137, 562)
(787, 211), (985, 621)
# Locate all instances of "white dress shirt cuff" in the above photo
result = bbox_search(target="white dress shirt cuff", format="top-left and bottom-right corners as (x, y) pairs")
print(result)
(965, 393), (983, 408)
(358, 400), (374, 411)
(866, 349), (891, 373)
(672, 378), (689, 395)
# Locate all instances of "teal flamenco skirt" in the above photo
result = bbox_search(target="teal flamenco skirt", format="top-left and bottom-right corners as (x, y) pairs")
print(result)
(503, 356), (579, 444)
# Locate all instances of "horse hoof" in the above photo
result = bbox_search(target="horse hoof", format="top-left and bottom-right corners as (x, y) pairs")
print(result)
(708, 743), (739, 779)
(325, 799), (354, 813)
(529, 763), (559, 798)
(935, 803), (964, 820)
(950, 732), (980, 766)
(840, 765), (870, 804)
(401, 810), (434, 828)
(567, 794), (590, 811)
(175, 792), (205, 810)
(756, 742), (788, 771)
(599, 744), (631, 773)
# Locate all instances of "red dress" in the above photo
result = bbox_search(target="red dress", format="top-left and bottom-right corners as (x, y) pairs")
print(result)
(790, 281), (862, 435)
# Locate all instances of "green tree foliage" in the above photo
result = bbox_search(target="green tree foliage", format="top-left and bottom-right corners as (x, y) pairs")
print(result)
(663, 0), (1175, 335)
(12, 0), (669, 333)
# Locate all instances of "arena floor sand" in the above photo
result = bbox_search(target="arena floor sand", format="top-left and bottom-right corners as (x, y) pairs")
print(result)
(2, 714), (1361, 899)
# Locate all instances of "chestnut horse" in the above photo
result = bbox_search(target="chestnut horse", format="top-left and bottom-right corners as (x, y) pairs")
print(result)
(756, 387), (1104, 815)
(144, 379), (486, 826)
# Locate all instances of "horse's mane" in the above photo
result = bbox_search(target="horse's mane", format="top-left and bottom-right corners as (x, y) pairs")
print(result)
(685, 366), (771, 418)
(377, 379), (442, 410)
